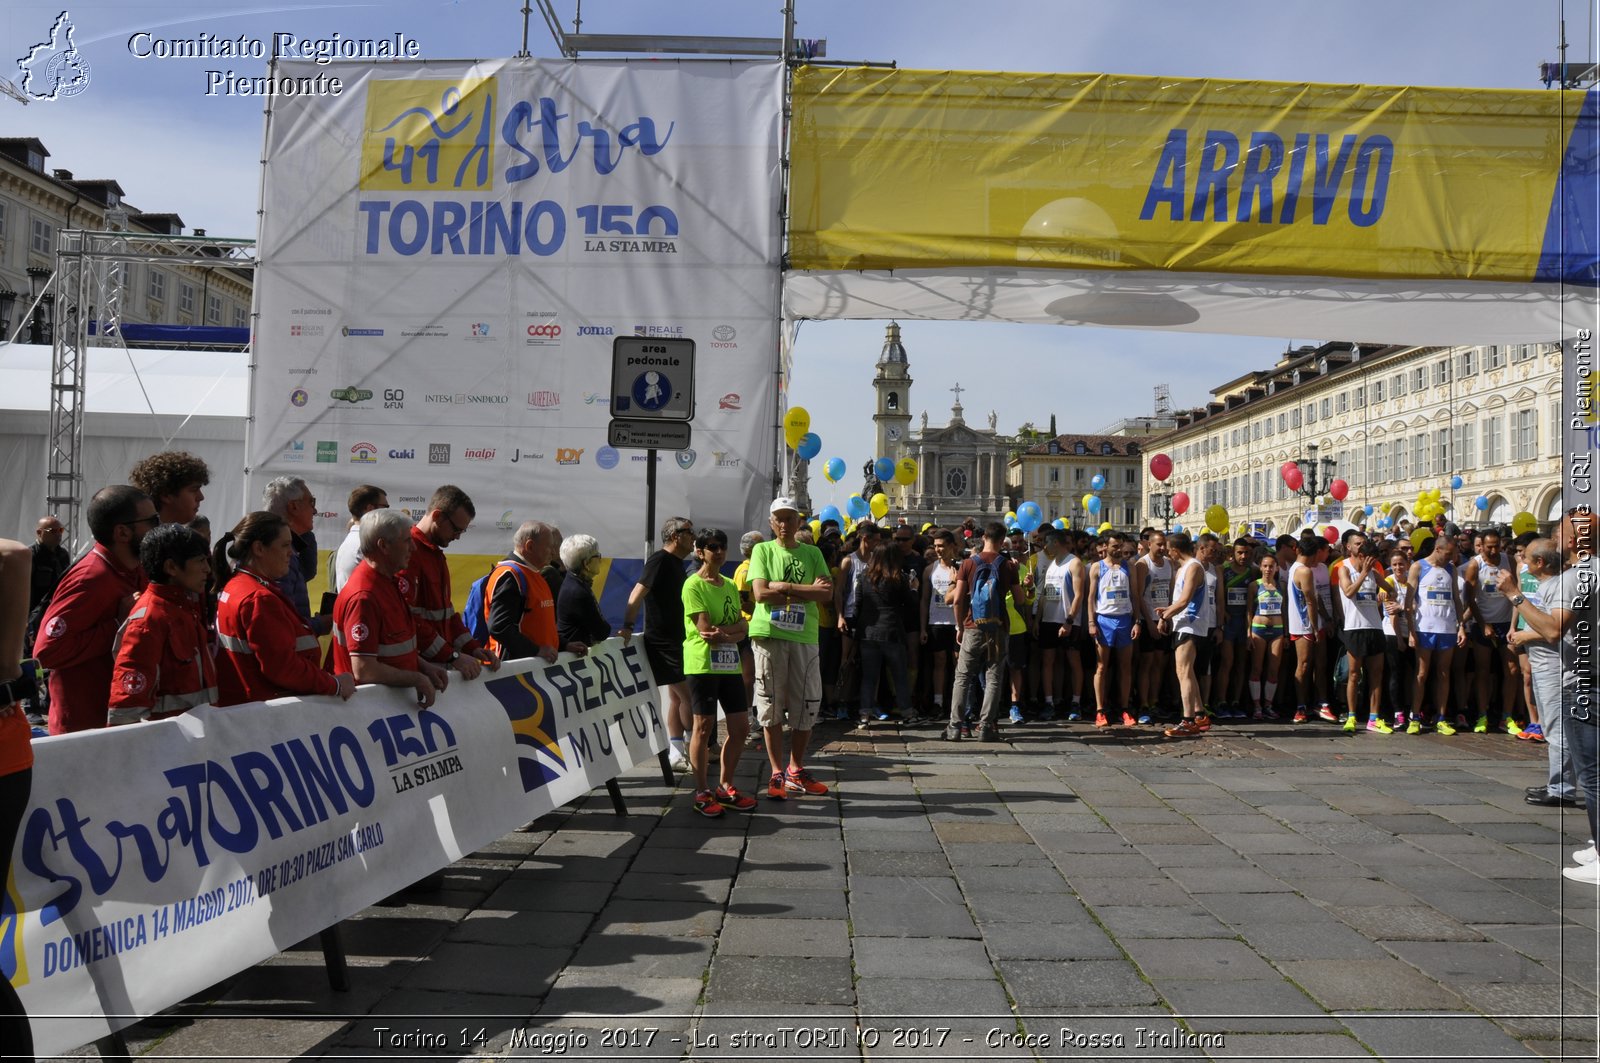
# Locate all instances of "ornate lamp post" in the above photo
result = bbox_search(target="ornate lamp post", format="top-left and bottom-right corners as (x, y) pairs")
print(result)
(1149, 492), (1177, 532)
(1292, 443), (1338, 505)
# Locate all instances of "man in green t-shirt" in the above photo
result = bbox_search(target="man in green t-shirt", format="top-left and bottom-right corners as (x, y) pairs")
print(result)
(748, 497), (834, 801)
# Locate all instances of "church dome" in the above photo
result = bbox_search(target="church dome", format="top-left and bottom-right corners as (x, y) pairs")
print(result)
(877, 321), (907, 365)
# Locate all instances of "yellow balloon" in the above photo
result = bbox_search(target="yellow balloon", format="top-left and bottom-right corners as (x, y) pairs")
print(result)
(1098, 521), (1112, 533)
(1205, 504), (1229, 534)
(1081, 493), (1094, 511)
(1411, 527), (1433, 552)
(921, 522), (933, 532)
(782, 407), (811, 448)
(869, 492), (889, 520)
(895, 457), (918, 486)
(808, 519), (821, 539)
(1511, 511), (1538, 536)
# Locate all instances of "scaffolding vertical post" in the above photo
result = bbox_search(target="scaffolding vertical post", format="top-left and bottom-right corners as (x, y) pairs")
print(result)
(46, 231), (86, 551)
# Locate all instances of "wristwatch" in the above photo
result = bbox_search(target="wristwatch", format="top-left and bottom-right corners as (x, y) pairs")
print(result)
(1509, 594), (1526, 607)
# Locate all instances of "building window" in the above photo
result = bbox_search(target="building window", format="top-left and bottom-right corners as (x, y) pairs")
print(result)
(1373, 379), (1385, 403)
(1320, 397), (1332, 419)
(1412, 367), (1426, 391)
(147, 270), (165, 302)
(1264, 416), (1274, 437)
(1291, 408), (1302, 429)
(1392, 372), (1406, 397)
(1124, 468), (1136, 486)
(1483, 415), (1503, 466)
(1458, 422), (1475, 469)
(1459, 349), (1476, 376)
(1049, 468), (1060, 484)
(945, 467), (968, 497)
(1513, 344), (1535, 363)
(1486, 345), (1505, 370)
(1395, 437), (1409, 480)
(1074, 442), (1086, 455)
(0, 201), (7, 240)
(30, 217), (53, 256)
(1123, 505), (1136, 526)
(1514, 408), (1537, 460)
(1252, 421), (1262, 441)
(178, 283), (194, 317)
(1074, 467), (1084, 484)
(233, 306), (249, 330)
(1277, 412), (1287, 432)
(1305, 402), (1315, 424)
(1551, 400), (1563, 457)
(1435, 428), (1450, 473)
(1375, 442), (1389, 482)
(206, 294), (223, 325)
(1413, 434), (1429, 477)
(885, 391), (898, 411)
(1336, 392), (1349, 414)
(1432, 360), (1450, 388)
(1353, 385), (1365, 409)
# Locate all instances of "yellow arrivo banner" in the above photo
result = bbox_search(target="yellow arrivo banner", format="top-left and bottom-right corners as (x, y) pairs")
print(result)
(788, 67), (1594, 286)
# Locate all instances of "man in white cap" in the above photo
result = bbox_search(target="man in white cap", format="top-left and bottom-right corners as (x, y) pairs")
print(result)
(747, 497), (834, 799)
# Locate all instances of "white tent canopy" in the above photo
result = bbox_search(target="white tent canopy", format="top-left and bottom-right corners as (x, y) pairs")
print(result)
(0, 342), (248, 544)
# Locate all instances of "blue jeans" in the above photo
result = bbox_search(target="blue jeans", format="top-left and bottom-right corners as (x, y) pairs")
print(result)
(1531, 662), (1578, 799)
(859, 637), (911, 718)
(1566, 688), (1599, 844)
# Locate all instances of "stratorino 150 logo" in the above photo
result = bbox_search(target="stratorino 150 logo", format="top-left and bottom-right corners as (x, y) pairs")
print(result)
(360, 78), (497, 192)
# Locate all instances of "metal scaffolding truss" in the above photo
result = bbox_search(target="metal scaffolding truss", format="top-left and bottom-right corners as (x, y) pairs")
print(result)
(48, 229), (256, 548)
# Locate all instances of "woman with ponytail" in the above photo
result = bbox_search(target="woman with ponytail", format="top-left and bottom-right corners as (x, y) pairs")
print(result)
(214, 511), (354, 706)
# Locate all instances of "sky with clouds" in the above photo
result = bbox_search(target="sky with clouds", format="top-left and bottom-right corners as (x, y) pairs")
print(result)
(3, 0), (1586, 492)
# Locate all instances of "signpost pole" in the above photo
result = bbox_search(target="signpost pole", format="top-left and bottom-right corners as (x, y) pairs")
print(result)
(646, 447), (658, 557)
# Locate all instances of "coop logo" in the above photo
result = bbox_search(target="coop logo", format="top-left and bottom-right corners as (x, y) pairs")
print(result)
(330, 386), (374, 404)
(341, 327), (384, 337)
(582, 392), (610, 406)
(718, 393), (741, 410)
(349, 442), (379, 464)
(282, 439), (307, 463)
(596, 446), (620, 470)
(469, 323), (491, 337)
(713, 451), (741, 469)
(494, 510), (515, 531)
(383, 388), (404, 409)
(527, 391), (560, 409)
(711, 324), (738, 348)
(316, 441), (339, 463)
(555, 448), (583, 466)
(290, 388), (309, 407)
(428, 443), (450, 464)
(633, 324), (685, 338)
(577, 325), (613, 337)
(15, 11), (91, 102)
(463, 447), (496, 461)
(387, 448), (415, 460)
(290, 324), (325, 338)
(526, 323), (562, 338)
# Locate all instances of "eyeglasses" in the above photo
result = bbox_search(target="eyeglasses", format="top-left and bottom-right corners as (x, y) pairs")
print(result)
(704, 542), (727, 552)
(675, 528), (696, 539)
(448, 513), (472, 534)
(120, 513), (160, 529)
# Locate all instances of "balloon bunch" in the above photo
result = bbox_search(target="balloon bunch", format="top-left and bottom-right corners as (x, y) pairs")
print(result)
(1413, 487), (1447, 524)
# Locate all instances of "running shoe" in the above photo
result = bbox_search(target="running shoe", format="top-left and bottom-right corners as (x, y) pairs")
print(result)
(1394, 711), (1407, 730)
(1473, 716), (1489, 734)
(1504, 718), (1523, 737)
(1455, 713), (1470, 728)
(1317, 705), (1339, 723)
(692, 789), (725, 818)
(1574, 845), (1598, 866)
(1163, 718), (1204, 739)
(960, 722), (973, 739)
(1435, 719), (1457, 736)
(668, 746), (691, 772)
(876, 711), (891, 722)
(1194, 713), (1212, 732)
(1121, 712), (1138, 727)
(784, 767), (829, 795)
(1137, 713), (1153, 725)
(1095, 711), (1109, 728)
(1252, 707), (1265, 721)
(766, 771), (788, 800)
(1342, 714), (1357, 733)
(1519, 723), (1545, 742)
(1009, 705), (1026, 725)
(1037, 706), (1057, 723)
(1293, 708), (1309, 724)
(1366, 717), (1394, 734)
(1561, 862), (1600, 884)
(1406, 717), (1423, 735)
(715, 785), (758, 811)
(1261, 707), (1281, 721)
(1066, 711), (1081, 722)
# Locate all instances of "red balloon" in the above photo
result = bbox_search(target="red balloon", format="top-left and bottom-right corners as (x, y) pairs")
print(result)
(1329, 478), (1349, 501)
(1282, 466), (1304, 491)
(1172, 491), (1190, 515)
(1149, 453), (1174, 482)
(1323, 525), (1339, 544)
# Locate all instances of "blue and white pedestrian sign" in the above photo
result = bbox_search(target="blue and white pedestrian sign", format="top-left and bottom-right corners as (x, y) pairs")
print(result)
(610, 337), (695, 420)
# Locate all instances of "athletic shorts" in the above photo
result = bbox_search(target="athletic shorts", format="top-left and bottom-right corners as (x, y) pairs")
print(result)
(1008, 630), (1030, 671)
(1289, 630), (1326, 643)
(644, 639), (685, 686)
(1094, 614), (1133, 649)
(1250, 626), (1283, 643)
(688, 672), (747, 717)
(1176, 632), (1215, 674)
(1222, 615), (1248, 643)
(1341, 628), (1385, 660)
(1415, 630), (1457, 653)
(926, 625), (957, 654)
(1138, 624), (1172, 653)
(752, 638), (821, 731)
(1470, 621), (1511, 647)
(1035, 621), (1065, 650)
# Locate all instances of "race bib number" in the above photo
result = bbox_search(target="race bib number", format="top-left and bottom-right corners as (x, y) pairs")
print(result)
(769, 604), (806, 632)
(1042, 582), (1062, 601)
(1226, 588), (1247, 607)
(711, 644), (741, 673)
(1105, 588), (1128, 602)
(1258, 599), (1282, 617)
(1356, 587), (1378, 601)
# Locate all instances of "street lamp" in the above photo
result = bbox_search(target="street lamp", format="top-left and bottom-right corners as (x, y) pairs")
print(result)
(1292, 443), (1338, 505)
(1149, 492), (1176, 532)
(0, 288), (14, 340)
(25, 266), (51, 345)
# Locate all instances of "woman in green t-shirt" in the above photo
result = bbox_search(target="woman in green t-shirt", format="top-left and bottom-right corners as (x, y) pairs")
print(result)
(681, 528), (755, 817)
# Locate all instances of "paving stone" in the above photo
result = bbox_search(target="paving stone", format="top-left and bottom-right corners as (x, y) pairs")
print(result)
(943, 842), (1054, 866)
(853, 937), (996, 979)
(1342, 1014), (1541, 1060)
(535, 974), (702, 1017)
(1216, 1033), (1369, 1057)
(1287, 874), (1422, 908)
(1447, 980), (1600, 1041)
(848, 891), (979, 938)
(952, 865), (1069, 893)
(1027, 829), (1138, 853)
(979, 921), (1125, 961)
(933, 821), (1032, 843)
(1121, 938), (1277, 981)
(591, 899), (725, 938)
(855, 975), (1009, 1016)
(1013, 1008), (1208, 1058)
(847, 850), (954, 877)
(1090, 905), (1235, 940)
(147, 1014), (352, 1061)
(1110, 823), (1218, 845)
(1210, 831), (1333, 855)
(1235, 921), (1388, 960)
(1053, 853), (1164, 878)
(565, 933), (715, 979)
(1195, 891), (1340, 926)
(1135, 843), (1261, 868)
(1159, 865), (1293, 894)
(1276, 958), (1467, 1010)
(716, 916), (850, 957)
(1382, 940), (1562, 984)
(967, 891), (1096, 925)
(628, 847), (741, 876)
(704, 954), (855, 1004)
(1427, 888), (1556, 925)
(997, 959), (1159, 1007)
(610, 871), (734, 905)
(1151, 977), (1342, 1034)
(841, 827), (942, 850)
(397, 943), (570, 997)
(445, 909), (593, 948)
(736, 864), (846, 889)
(1069, 875), (1195, 907)
(1480, 924), (1600, 986)
(535, 830), (646, 860)
(848, 873), (961, 898)
(726, 885), (849, 920)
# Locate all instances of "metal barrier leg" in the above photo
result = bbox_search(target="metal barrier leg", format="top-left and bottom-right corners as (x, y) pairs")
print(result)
(657, 747), (675, 786)
(319, 924), (351, 991)
(605, 777), (628, 816)
(94, 1031), (132, 1060)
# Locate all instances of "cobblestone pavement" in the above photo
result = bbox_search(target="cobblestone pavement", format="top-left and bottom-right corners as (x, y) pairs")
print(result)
(49, 719), (1600, 1062)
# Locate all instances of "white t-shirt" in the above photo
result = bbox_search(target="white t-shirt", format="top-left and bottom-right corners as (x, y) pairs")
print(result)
(332, 523), (363, 593)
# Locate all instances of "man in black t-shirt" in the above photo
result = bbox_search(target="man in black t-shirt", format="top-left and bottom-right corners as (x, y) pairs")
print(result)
(621, 515), (696, 769)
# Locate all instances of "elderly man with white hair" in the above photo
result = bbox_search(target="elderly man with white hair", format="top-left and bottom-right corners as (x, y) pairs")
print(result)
(262, 475), (328, 634)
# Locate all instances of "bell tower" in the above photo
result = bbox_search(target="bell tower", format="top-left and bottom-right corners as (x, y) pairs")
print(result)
(872, 322), (913, 459)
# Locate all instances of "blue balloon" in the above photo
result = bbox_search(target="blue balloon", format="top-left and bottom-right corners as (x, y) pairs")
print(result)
(874, 457), (896, 482)
(846, 495), (870, 520)
(1053, 518), (1067, 530)
(1172, 523), (1185, 534)
(1451, 475), (1464, 490)
(1364, 504), (1375, 516)
(1090, 473), (1106, 491)
(1086, 496), (1101, 513)
(824, 456), (846, 483)
(818, 504), (842, 527)
(796, 432), (822, 460)
(1474, 494), (1489, 511)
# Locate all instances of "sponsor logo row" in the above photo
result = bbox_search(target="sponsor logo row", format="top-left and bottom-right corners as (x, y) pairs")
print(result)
(290, 387), (741, 412)
(281, 438), (743, 471)
(284, 318), (741, 349)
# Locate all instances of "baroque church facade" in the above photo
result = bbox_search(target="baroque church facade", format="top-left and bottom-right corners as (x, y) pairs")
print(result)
(870, 323), (1014, 526)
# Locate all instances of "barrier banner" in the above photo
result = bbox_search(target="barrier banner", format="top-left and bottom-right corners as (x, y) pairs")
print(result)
(249, 59), (783, 560)
(2, 642), (663, 1056)
(785, 68), (1597, 343)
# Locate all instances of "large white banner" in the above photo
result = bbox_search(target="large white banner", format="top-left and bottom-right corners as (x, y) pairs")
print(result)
(2, 643), (664, 1056)
(249, 59), (783, 556)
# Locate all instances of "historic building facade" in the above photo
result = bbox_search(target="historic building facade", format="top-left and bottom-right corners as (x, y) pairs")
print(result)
(1008, 434), (1146, 530)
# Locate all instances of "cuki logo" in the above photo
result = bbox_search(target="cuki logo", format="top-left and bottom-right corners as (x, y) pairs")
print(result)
(350, 442), (379, 464)
(555, 448), (583, 466)
(388, 448), (415, 460)
(719, 393), (741, 410)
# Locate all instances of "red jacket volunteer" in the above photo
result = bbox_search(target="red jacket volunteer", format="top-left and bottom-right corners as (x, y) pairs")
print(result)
(109, 583), (217, 723)
(404, 524), (482, 665)
(332, 558), (420, 674)
(216, 568), (340, 705)
(34, 545), (148, 733)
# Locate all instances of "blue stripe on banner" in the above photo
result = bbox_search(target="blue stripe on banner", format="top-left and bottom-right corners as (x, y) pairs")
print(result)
(1536, 88), (1600, 286)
